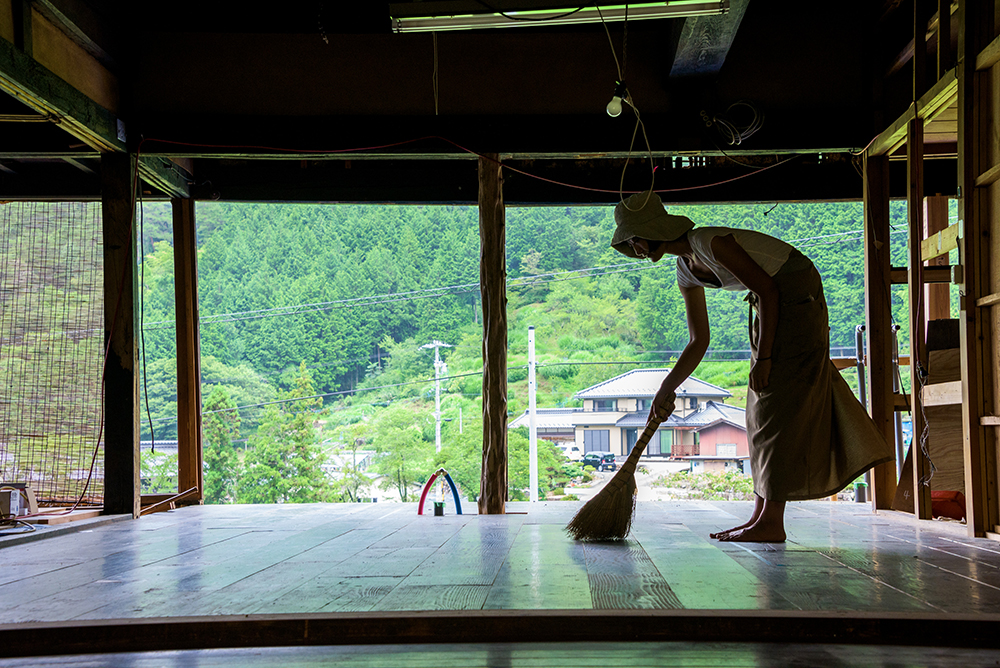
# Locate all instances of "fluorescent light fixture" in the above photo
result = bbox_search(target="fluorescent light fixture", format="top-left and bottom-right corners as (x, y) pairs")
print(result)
(390, 1), (730, 33)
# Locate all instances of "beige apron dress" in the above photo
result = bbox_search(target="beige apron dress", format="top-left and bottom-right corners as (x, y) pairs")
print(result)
(676, 227), (895, 502)
(745, 250), (894, 500)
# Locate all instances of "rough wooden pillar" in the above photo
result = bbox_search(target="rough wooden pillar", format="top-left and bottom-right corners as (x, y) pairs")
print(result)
(924, 196), (951, 321)
(864, 153), (897, 509)
(101, 153), (140, 517)
(957, 0), (997, 537)
(907, 118), (933, 520)
(478, 154), (507, 514)
(173, 198), (203, 502)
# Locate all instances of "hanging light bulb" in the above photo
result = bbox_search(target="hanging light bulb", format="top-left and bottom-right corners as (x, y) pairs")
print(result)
(607, 81), (627, 117)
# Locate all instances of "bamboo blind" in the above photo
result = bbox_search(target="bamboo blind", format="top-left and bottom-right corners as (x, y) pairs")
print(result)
(0, 202), (105, 504)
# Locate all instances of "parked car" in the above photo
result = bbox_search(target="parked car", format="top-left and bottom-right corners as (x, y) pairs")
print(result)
(559, 444), (583, 461)
(582, 451), (617, 472)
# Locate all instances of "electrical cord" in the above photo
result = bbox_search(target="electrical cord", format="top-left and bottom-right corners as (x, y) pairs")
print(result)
(144, 133), (805, 199)
(596, 4), (655, 210)
(138, 170), (156, 452)
(0, 519), (36, 534)
(704, 101), (764, 146)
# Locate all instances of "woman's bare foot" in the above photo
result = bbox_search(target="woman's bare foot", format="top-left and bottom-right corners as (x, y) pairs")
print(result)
(717, 521), (786, 543)
(710, 495), (764, 539)
(710, 521), (753, 540)
(718, 499), (787, 542)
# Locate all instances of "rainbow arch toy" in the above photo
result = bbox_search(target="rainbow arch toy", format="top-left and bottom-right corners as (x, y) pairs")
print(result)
(418, 468), (463, 515)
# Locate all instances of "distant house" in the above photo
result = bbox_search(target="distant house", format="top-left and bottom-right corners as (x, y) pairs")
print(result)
(509, 368), (749, 462)
(671, 401), (750, 474)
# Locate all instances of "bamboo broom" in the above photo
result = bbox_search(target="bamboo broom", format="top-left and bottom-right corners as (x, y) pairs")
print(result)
(566, 394), (675, 541)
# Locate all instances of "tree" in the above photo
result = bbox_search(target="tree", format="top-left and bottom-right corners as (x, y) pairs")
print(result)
(368, 404), (433, 502)
(507, 427), (565, 500)
(202, 386), (241, 504)
(327, 420), (373, 502)
(140, 450), (177, 494)
(235, 362), (331, 503)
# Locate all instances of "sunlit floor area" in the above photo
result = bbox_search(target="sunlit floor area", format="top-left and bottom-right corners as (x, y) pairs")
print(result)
(4, 500), (999, 618)
(3, 501), (1000, 664)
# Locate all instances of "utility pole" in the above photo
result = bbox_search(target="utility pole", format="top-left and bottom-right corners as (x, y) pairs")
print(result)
(421, 340), (452, 453)
(528, 326), (538, 503)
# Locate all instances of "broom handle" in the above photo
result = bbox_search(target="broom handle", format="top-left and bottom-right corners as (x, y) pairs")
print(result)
(619, 395), (675, 478)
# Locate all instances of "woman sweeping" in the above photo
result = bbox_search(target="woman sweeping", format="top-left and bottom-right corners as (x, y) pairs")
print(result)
(611, 191), (894, 542)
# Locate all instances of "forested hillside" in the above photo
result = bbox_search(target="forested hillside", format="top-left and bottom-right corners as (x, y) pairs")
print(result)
(134, 198), (917, 501)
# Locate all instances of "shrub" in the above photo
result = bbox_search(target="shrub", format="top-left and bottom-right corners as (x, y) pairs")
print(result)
(651, 470), (754, 501)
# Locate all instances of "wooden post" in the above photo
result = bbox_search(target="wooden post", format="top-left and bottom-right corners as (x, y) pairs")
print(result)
(478, 153), (507, 515)
(173, 198), (203, 503)
(936, 0), (953, 78)
(924, 196), (951, 322)
(957, 0), (997, 537)
(907, 118), (933, 520)
(864, 153), (897, 509)
(914, 0), (931, 99)
(101, 153), (140, 517)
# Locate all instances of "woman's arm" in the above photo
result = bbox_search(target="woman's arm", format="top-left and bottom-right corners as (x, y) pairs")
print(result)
(649, 284), (710, 421)
(709, 233), (780, 392)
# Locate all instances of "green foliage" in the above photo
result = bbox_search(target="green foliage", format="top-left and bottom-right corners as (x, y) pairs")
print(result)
(140, 355), (275, 441)
(367, 404), (434, 502)
(202, 386), (241, 504)
(651, 470), (755, 500)
(140, 450), (177, 494)
(235, 363), (331, 503)
(506, 427), (565, 500)
(325, 420), (374, 502)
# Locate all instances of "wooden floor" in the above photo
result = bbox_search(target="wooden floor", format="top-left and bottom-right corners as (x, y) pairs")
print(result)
(5, 500), (1000, 619)
(3, 642), (1000, 668)
(4, 500), (1000, 664)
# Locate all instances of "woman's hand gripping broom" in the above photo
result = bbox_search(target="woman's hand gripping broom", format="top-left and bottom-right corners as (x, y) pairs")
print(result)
(566, 392), (676, 541)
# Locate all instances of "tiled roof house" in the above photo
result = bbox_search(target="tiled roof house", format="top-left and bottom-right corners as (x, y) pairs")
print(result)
(510, 368), (749, 466)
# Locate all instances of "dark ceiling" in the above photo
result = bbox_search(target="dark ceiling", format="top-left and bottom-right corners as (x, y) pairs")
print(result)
(0, 1), (956, 203)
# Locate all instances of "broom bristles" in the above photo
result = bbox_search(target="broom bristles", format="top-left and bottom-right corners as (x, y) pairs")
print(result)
(566, 397), (673, 541)
(565, 466), (638, 541)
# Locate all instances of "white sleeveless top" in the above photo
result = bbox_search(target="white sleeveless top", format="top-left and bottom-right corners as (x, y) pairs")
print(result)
(675, 227), (793, 291)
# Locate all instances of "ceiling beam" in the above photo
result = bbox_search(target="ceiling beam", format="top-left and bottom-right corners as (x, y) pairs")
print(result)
(138, 156), (192, 199)
(868, 67), (957, 156)
(33, 0), (120, 72)
(670, 0), (749, 78)
(0, 152), (958, 203)
(0, 34), (123, 152)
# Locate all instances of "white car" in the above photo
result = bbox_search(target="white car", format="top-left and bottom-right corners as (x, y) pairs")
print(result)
(559, 444), (583, 461)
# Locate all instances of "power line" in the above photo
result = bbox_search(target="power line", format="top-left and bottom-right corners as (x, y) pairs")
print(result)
(140, 261), (653, 330)
(141, 223), (908, 332)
